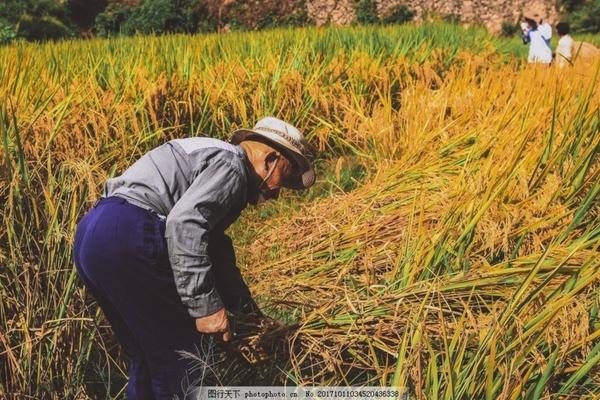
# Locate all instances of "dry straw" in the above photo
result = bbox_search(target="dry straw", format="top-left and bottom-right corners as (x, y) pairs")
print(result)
(241, 56), (600, 397)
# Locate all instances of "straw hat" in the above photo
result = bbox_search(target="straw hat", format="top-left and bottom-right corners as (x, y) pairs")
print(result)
(231, 117), (315, 189)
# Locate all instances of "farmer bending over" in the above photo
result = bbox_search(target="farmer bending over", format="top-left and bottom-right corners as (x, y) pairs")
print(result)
(73, 117), (315, 399)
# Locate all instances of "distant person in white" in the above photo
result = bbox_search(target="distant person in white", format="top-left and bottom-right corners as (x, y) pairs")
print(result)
(521, 18), (553, 64)
(555, 22), (574, 67)
(534, 13), (552, 45)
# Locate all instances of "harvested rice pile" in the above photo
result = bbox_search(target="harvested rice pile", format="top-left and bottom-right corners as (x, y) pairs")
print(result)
(241, 58), (600, 397)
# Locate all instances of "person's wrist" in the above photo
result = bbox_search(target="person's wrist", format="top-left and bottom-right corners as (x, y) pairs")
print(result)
(197, 306), (225, 319)
(195, 308), (231, 342)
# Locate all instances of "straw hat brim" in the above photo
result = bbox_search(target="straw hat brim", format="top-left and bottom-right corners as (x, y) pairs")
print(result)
(231, 129), (315, 189)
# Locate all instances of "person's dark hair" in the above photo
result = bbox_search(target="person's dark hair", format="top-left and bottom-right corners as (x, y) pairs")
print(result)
(525, 18), (538, 30)
(556, 22), (570, 36)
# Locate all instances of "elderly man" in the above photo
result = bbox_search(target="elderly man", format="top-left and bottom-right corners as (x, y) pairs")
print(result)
(73, 117), (314, 399)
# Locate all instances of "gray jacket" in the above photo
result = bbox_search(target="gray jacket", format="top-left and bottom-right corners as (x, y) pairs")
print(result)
(103, 137), (258, 318)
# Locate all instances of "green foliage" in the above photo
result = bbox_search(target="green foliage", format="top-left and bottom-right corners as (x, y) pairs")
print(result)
(121, 0), (177, 35)
(255, 8), (310, 30)
(0, 0), (74, 41)
(356, 1), (414, 26)
(0, 0), (28, 23)
(380, 4), (414, 25)
(2, 0), (418, 41)
(223, 0), (309, 32)
(0, 0), (62, 21)
(18, 14), (74, 41)
(356, 0), (378, 25)
(1, 0), (106, 37)
(0, 18), (17, 45)
(256, 11), (279, 30)
(283, 9), (310, 27)
(565, 0), (600, 33)
(31, 0), (70, 20)
(95, 0), (213, 36)
(228, 18), (248, 32)
(560, 0), (588, 12)
(172, 0), (201, 32)
(501, 20), (519, 37)
(94, 3), (132, 37)
(196, 16), (217, 34)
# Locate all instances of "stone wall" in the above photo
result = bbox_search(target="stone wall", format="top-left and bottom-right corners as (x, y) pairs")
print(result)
(306, 0), (558, 32)
(307, 0), (356, 26)
(376, 0), (558, 32)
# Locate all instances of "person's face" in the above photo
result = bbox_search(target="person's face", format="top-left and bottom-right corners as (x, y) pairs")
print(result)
(253, 151), (295, 204)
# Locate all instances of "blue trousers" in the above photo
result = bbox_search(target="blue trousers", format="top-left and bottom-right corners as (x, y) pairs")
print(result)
(73, 196), (212, 399)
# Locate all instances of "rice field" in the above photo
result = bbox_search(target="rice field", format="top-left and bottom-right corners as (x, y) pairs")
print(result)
(0, 23), (599, 399)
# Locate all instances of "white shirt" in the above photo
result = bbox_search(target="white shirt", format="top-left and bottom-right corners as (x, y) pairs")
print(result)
(539, 22), (552, 42)
(525, 29), (553, 63)
(556, 35), (574, 67)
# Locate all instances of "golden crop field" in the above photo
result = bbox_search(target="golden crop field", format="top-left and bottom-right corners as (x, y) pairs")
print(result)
(0, 24), (599, 399)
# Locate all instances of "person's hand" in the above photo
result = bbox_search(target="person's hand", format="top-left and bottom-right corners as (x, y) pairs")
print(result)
(195, 308), (232, 342)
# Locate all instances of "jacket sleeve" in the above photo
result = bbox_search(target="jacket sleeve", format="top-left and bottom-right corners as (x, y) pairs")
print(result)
(165, 158), (245, 318)
(208, 232), (263, 316)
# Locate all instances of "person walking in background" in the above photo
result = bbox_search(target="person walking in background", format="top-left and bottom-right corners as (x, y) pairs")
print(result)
(521, 17), (553, 64)
(555, 22), (600, 68)
(555, 22), (574, 67)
